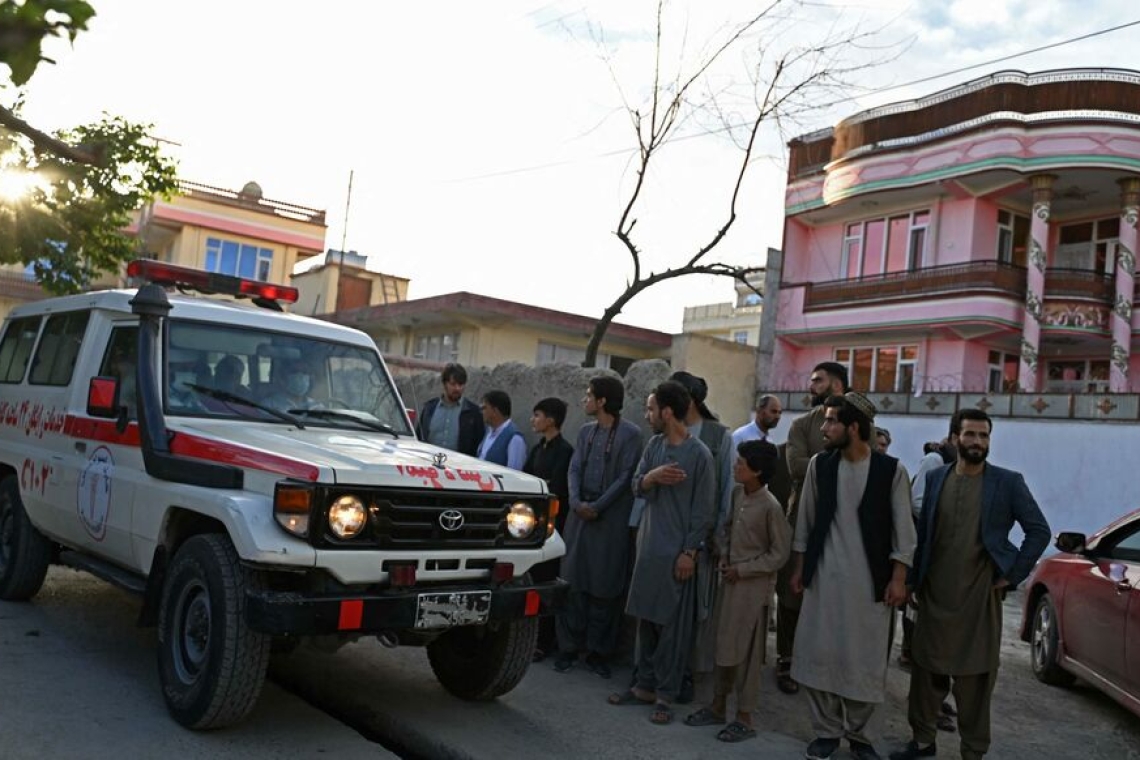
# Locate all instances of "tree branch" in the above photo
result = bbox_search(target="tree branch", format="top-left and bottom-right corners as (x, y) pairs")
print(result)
(0, 104), (101, 165)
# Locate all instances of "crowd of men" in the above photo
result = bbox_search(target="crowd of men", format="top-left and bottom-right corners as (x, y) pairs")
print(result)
(415, 362), (1051, 760)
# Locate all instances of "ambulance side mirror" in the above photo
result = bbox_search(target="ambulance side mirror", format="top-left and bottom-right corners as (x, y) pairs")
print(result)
(87, 376), (130, 433)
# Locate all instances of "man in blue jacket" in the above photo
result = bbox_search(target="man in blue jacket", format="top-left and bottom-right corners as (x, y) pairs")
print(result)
(415, 363), (484, 457)
(891, 408), (1050, 760)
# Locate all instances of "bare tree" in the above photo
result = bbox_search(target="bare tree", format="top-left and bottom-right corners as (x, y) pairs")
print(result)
(582, 0), (895, 367)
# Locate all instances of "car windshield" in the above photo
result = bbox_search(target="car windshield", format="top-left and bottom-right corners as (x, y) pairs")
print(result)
(164, 319), (412, 435)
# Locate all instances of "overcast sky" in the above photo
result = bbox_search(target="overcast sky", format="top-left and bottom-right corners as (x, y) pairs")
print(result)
(14, 0), (1140, 332)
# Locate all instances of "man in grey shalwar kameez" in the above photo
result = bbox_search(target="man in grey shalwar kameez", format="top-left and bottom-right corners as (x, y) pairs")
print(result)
(609, 381), (715, 725)
(556, 375), (642, 677)
(790, 393), (915, 760)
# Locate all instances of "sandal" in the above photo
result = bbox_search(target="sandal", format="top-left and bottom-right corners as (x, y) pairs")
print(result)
(716, 721), (757, 743)
(684, 706), (725, 726)
(649, 702), (674, 725)
(607, 688), (655, 706)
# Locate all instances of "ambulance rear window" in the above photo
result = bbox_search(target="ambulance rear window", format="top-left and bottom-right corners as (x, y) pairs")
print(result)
(29, 311), (91, 386)
(0, 316), (41, 384)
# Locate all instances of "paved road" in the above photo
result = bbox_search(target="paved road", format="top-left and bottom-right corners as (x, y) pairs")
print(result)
(4, 568), (1139, 759)
(0, 567), (392, 760)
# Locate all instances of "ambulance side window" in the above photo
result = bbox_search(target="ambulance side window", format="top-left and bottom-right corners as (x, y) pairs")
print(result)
(0, 316), (43, 384)
(98, 327), (138, 419)
(29, 310), (91, 386)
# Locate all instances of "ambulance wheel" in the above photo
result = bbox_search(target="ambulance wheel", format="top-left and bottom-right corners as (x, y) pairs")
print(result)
(0, 475), (51, 601)
(427, 616), (538, 701)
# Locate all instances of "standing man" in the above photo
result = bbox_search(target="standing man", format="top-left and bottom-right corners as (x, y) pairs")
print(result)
(778, 361), (849, 695)
(790, 393), (915, 760)
(476, 390), (526, 470)
(609, 381), (715, 726)
(524, 397), (575, 662)
(557, 376), (642, 678)
(890, 409), (1050, 760)
(875, 427), (892, 454)
(731, 394), (783, 447)
(668, 370), (733, 703)
(415, 363), (484, 457)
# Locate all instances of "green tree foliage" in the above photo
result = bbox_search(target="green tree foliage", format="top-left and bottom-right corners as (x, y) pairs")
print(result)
(0, 0), (94, 86)
(0, 113), (178, 292)
(0, 0), (178, 294)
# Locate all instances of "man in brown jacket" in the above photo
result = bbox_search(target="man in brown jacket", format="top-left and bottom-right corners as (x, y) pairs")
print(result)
(777, 361), (849, 694)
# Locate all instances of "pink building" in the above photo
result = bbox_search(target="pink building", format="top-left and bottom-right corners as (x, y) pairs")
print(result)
(770, 69), (1140, 395)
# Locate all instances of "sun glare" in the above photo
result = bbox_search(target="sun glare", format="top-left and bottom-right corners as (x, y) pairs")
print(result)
(0, 170), (48, 203)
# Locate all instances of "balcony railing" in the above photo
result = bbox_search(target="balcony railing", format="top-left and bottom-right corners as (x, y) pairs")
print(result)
(802, 260), (1026, 311)
(177, 180), (327, 225)
(1044, 269), (1115, 301)
(800, 261), (1131, 312)
(0, 270), (45, 301)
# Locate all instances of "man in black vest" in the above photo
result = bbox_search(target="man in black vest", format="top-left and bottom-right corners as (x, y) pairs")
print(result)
(789, 393), (916, 760)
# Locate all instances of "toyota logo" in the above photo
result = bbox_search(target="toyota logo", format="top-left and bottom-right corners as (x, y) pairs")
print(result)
(439, 509), (465, 531)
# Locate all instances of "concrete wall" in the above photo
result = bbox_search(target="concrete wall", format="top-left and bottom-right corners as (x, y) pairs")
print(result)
(859, 414), (1133, 545)
(671, 333), (757, 428)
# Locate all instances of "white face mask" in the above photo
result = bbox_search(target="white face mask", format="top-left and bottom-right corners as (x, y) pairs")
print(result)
(286, 373), (311, 396)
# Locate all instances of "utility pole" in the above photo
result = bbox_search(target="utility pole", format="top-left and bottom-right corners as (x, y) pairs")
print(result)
(336, 169), (354, 311)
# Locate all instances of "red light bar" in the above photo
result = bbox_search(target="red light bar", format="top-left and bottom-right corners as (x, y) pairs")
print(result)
(127, 259), (298, 304)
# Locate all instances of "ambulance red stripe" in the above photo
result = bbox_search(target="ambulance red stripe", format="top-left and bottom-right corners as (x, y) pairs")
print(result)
(63, 415), (320, 481)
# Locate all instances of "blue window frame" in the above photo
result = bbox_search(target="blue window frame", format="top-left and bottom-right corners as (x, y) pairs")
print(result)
(205, 237), (274, 281)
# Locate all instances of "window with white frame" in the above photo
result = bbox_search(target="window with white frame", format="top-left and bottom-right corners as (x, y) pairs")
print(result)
(986, 350), (1019, 393)
(834, 345), (917, 392)
(205, 237), (274, 281)
(536, 341), (609, 369)
(840, 210), (929, 279)
(1056, 217), (1120, 273)
(413, 332), (459, 363)
(996, 210), (1030, 267)
(733, 330), (749, 344)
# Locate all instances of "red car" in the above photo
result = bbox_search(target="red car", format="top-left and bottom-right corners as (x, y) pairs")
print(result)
(1020, 508), (1140, 717)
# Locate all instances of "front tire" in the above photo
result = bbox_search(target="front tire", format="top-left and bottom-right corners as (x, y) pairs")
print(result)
(0, 474), (51, 601)
(1030, 592), (1075, 687)
(427, 617), (538, 701)
(156, 534), (270, 729)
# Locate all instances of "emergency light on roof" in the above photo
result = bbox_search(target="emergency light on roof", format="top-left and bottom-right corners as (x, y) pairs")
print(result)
(126, 259), (299, 305)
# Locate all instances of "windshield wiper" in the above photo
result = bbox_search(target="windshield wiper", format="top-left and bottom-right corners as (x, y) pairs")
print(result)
(185, 383), (306, 429)
(288, 408), (399, 437)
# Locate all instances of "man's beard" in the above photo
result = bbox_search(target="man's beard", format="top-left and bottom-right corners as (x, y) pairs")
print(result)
(824, 430), (849, 451)
(957, 442), (989, 464)
(810, 392), (827, 407)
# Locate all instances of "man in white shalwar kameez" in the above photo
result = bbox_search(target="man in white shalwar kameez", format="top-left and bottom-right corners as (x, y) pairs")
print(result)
(790, 393), (916, 760)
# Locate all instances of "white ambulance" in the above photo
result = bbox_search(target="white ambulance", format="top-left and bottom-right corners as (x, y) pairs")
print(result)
(0, 260), (565, 729)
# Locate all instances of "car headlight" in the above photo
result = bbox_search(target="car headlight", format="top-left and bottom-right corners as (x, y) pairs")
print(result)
(506, 502), (537, 539)
(329, 494), (367, 538)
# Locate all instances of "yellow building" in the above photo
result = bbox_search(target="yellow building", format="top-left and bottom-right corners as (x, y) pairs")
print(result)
(680, 270), (765, 346)
(291, 249), (409, 316)
(329, 292), (672, 376)
(0, 179), (328, 323)
(134, 180), (326, 284)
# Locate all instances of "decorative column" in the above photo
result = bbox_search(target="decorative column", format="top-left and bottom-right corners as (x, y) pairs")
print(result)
(1019, 174), (1055, 392)
(1111, 178), (1140, 392)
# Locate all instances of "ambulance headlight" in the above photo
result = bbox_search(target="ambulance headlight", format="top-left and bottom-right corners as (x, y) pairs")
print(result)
(328, 495), (367, 539)
(506, 502), (537, 539)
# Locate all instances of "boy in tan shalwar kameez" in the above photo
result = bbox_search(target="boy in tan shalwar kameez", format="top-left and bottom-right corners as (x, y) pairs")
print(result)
(684, 439), (791, 742)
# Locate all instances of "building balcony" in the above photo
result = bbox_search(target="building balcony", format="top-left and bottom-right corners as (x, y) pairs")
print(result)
(801, 261), (1126, 313)
(802, 261), (1027, 311)
(0, 269), (46, 301)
